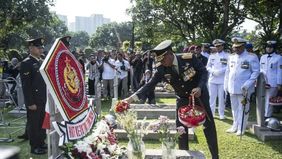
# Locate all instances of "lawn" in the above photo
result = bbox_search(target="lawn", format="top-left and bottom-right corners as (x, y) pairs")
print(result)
(0, 97), (281, 159)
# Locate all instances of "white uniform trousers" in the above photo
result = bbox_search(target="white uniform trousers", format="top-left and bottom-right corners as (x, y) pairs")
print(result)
(264, 87), (278, 117)
(230, 94), (250, 133)
(208, 83), (225, 118)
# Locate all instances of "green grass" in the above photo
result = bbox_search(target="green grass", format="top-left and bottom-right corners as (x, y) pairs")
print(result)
(0, 98), (282, 159)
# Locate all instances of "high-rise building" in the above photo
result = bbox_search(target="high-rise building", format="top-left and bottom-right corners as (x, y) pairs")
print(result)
(74, 14), (111, 35)
(69, 22), (75, 32)
(57, 14), (68, 26)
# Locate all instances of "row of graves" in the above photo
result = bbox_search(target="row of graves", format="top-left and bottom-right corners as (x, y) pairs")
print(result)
(39, 39), (205, 159)
(1, 38), (281, 158)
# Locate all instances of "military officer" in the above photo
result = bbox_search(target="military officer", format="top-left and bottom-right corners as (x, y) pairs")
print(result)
(124, 40), (219, 159)
(206, 39), (229, 119)
(20, 37), (47, 155)
(260, 41), (282, 118)
(201, 43), (211, 59)
(224, 37), (260, 135)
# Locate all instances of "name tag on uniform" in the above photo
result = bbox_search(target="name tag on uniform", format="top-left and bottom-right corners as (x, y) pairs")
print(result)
(241, 61), (249, 69)
(230, 61), (235, 68)
(220, 58), (227, 65)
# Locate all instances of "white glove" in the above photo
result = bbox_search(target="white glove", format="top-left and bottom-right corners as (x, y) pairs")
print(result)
(212, 70), (220, 76)
(241, 86), (248, 97)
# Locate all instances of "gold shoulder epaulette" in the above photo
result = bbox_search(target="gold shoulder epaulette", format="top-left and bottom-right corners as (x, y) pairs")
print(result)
(182, 53), (193, 59)
(155, 62), (161, 67)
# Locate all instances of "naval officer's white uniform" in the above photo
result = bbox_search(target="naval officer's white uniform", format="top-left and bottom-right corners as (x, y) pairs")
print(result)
(206, 50), (229, 118)
(260, 52), (282, 117)
(224, 38), (260, 135)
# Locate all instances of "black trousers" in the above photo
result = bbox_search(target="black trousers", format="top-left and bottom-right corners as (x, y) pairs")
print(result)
(140, 91), (156, 104)
(176, 88), (219, 159)
(88, 78), (95, 95)
(27, 104), (46, 150)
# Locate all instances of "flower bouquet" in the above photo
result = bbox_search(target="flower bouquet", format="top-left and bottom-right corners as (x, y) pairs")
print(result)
(64, 119), (123, 159)
(114, 100), (147, 159)
(148, 115), (186, 159)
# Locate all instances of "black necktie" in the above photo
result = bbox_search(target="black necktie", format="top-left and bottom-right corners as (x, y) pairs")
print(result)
(267, 54), (272, 58)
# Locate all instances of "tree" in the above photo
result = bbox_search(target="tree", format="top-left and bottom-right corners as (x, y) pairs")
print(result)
(69, 31), (90, 51)
(90, 22), (133, 50)
(129, 0), (246, 44)
(243, 0), (281, 45)
(0, 0), (55, 51)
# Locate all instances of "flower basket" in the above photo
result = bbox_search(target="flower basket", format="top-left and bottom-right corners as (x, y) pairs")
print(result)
(178, 95), (206, 128)
(269, 96), (282, 106)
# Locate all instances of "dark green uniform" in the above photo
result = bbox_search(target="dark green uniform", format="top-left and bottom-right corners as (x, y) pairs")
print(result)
(135, 54), (219, 159)
(20, 55), (46, 151)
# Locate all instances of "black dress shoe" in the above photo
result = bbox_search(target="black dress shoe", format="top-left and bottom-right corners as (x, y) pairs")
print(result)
(17, 134), (28, 140)
(31, 148), (46, 155)
(40, 144), (48, 149)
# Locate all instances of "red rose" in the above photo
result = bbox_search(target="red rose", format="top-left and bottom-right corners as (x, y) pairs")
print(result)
(115, 101), (130, 113)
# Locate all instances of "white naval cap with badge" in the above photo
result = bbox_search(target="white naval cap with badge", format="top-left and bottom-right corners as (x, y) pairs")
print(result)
(201, 43), (211, 47)
(231, 37), (248, 48)
(212, 39), (225, 47)
(151, 40), (173, 63)
(266, 40), (277, 48)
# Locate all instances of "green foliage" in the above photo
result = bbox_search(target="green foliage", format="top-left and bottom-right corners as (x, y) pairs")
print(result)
(122, 40), (131, 52)
(7, 49), (23, 61)
(0, 0), (68, 56)
(0, 0), (56, 50)
(84, 47), (94, 57)
(69, 31), (90, 51)
(243, 0), (281, 48)
(90, 22), (133, 50)
(129, 0), (246, 44)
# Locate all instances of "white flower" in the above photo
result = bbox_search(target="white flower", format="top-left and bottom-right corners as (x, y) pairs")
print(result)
(176, 126), (186, 135)
(107, 144), (117, 154)
(158, 115), (169, 124)
(148, 122), (161, 132)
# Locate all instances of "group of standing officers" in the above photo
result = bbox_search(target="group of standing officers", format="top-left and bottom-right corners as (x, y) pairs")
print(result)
(16, 35), (282, 158)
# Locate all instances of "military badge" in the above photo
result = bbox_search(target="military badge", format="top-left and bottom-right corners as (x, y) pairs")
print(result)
(40, 39), (96, 144)
(220, 58), (227, 65)
(183, 67), (196, 81)
(241, 61), (249, 69)
(23, 72), (30, 75)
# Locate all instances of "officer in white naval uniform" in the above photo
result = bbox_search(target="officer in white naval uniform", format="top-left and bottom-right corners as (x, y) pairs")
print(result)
(206, 39), (229, 119)
(201, 43), (210, 59)
(260, 40), (282, 118)
(224, 37), (260, 135)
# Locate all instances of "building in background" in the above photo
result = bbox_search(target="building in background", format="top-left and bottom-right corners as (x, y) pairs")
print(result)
(56, 13), (111, 35)
(57, 14), (68, 26)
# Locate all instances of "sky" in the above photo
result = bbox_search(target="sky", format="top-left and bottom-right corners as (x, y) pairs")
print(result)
(50, 0), (257, 31)
(50, 0), (132, 23)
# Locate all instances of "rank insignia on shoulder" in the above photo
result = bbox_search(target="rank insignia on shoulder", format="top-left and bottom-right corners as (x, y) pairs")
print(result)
(23, 72), (30, 75)
(182, 53), (193, 59)
(155, 62), (162, 67)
